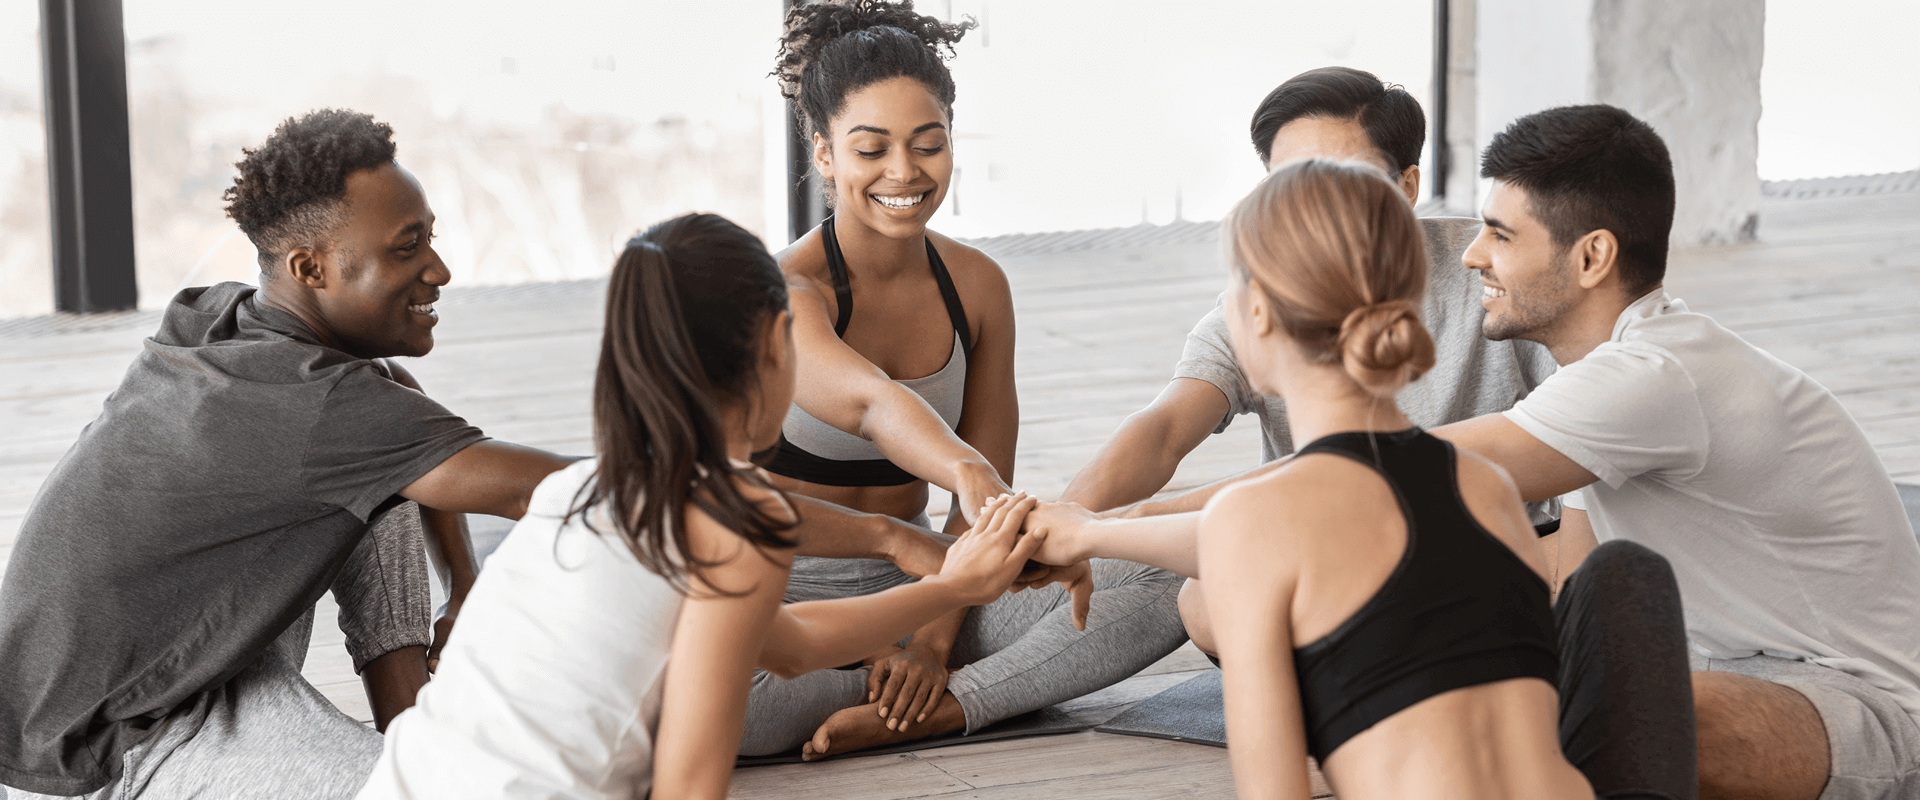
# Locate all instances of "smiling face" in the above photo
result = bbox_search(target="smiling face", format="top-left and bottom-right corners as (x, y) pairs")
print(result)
(1462, 181), (1578, 344)
(312, 162), (448, 358)
(814, 76), (953, 239)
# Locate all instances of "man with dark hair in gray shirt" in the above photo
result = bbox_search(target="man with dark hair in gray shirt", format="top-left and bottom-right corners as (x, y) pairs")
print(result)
(1051, 67), (1557, 655)
(0, 109), (574, 799)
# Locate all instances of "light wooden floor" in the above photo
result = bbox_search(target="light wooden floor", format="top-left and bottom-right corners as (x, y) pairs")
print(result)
(0, 186), (1915, 799)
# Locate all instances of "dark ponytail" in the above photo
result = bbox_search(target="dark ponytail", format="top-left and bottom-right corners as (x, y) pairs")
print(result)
(772, 0), (973, 139)
(569, 213), (796, 593)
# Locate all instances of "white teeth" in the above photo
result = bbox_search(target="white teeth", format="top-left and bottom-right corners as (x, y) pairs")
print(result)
(873, 192), (927, 209)
(1482, 285), (1507, 301)
(409, 303), (435, 314)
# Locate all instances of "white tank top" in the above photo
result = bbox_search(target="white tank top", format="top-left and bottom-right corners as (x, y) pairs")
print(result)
(357, 459), (681, 800)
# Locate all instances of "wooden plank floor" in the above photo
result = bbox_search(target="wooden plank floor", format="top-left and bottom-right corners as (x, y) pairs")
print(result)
(0, 187), (1915, 798)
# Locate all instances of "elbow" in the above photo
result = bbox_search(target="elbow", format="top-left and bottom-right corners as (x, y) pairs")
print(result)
(760, 651), (809, 680)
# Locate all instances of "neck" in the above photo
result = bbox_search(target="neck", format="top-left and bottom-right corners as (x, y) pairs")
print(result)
(1542, 283), (1660, 366)
(1272, 362), (1416, 448)
(831, 214), (928, 281)
(257, 277), (348, 353)
(720, 403), (759, 464)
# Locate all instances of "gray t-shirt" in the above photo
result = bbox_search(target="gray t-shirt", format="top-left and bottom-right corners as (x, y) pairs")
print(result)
(0, 282), (486, 795)
(1174, 217), (1560, 519)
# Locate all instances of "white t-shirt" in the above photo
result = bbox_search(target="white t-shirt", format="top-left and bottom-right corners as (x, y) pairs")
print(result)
(358, 459), (683, 800)
(1508, 290), (1920, 724)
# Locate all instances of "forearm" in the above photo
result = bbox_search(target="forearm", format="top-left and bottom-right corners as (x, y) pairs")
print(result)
(1061, 419), (1187, 513)
(418, 505), (477, 600)
(787, 495), (903, 561)
(906, 604), (967, 663)
(1124, 458), (1286, 518)
(1079, 513), (1205, 578)
(861, 395), (1005, 497)
(764, 578), (969, 677)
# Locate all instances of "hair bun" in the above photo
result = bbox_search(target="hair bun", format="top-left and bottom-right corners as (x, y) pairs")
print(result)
(1336, 299), (1436, 398)
(773, 0), (971, 103)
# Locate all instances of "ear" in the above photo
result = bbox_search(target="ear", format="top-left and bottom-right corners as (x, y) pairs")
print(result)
(1237, 278), (1277, 339)
(763, 309), (795, 372)
(1571, 229), (1621, 291)
(812, 132), (834, 182)
(284, 246), (327, 289)
(1398, 164), (1421, 205)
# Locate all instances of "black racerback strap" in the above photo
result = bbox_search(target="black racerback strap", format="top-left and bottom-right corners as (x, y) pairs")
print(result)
(820, 216), (972, 358)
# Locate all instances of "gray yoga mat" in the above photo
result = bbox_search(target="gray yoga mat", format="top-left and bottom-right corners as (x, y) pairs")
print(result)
(1094, 669), (1227, 748)
(735, 705), (1088, 766)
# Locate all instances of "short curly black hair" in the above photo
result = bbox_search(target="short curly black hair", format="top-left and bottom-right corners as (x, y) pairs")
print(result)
(772, 0), (972, 141)
(223, 109), (397, 270)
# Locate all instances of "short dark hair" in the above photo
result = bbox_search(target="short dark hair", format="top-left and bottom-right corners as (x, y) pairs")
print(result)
(1480, 104), (1675, 294)
(772, 0), (973, 140)
(1249, 66), (1425, 173)
(223, 109), (397, 269)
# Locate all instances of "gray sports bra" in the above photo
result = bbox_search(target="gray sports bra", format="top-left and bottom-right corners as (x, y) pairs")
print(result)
(764, 216), (972, 487)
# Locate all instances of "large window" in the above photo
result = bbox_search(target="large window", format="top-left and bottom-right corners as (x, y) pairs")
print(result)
(0, 0), (51, 319)
(1759, 0), (1920, 180)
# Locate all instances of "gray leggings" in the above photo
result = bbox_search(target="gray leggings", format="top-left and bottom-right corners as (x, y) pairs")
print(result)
(1555, 539), (1698, 800)
(5, 502), (434, 800)
(738, 552), (1189, 755)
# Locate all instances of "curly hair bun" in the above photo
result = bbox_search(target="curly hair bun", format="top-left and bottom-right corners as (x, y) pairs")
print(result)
(773, 0), (973, 136)
(1337, 299), (1436, 398)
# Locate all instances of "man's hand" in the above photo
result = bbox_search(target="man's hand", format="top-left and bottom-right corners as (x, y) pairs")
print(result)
(864, 645), (951, 731)
(1014, 560), (1094, 631)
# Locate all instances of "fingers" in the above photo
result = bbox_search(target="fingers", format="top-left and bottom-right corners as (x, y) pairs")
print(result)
(1071, 571), (1094, 632)
(875, 663), (911, 721)
(900, 676), (943, 730)
(865, 660), (887, 704)
(960, 493), (1011, 540)
(1008, 519), (1049, 566)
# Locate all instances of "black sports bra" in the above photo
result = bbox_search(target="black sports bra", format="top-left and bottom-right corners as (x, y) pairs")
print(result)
(1289, 428), (1557, 762)
(763, 216), (973, 487)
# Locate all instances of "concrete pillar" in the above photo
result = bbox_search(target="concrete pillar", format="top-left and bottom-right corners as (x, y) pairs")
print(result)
(1472, 0), (1764, 244)
(1440, 0), (1480, 215)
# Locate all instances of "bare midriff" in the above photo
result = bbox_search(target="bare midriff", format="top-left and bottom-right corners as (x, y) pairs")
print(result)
(767, 472), (936, 528)
(1319, 678), (1594, 800)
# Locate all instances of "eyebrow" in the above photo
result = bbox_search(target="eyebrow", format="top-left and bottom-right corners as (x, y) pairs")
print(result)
(1482, 215), (1514, 234)
(845, 121), (948, 136)
(391, 220), (431, 240)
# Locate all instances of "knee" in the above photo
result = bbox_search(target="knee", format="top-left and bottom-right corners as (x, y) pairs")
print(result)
(1178, 578), (1215, 656)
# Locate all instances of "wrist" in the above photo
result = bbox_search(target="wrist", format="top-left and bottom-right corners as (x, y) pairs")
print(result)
(955, 460), (1005, 500)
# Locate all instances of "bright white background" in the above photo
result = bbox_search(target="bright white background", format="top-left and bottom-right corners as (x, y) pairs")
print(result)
(0, 0), (1915, 318)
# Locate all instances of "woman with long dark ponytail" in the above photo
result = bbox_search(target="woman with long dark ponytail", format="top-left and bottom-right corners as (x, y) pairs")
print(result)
(354, 213), (1045, 800)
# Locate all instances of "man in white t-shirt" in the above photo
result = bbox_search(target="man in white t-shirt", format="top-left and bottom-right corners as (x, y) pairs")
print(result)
(1436, 104), (1920, 800)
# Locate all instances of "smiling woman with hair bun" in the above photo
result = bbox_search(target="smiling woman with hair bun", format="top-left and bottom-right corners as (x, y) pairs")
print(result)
(742, 0), (1190, 763)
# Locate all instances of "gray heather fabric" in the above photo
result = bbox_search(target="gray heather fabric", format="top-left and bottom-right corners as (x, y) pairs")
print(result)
(0, 283), (483, 795)
(738, 548), (1187, 756)
(2, 502), (433, 800)
(1173, 216), (1561, 522)
(1692, 653), (1920, 800)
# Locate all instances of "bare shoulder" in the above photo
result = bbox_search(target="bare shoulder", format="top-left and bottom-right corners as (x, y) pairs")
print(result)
(682, 476), (799, 572)
(776, 227), (832, 286)
(1450, 446), (1540, 552)
(1201, 454), (1373, 550)
(927, 230), (1012, 310)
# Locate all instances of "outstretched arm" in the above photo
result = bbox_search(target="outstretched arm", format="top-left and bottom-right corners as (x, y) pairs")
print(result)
(1061, 378), (1228, 512)
(787, 275), (1008, 522)
(1431, 415), (1596, 503)
(1111, 456), (1290, 518)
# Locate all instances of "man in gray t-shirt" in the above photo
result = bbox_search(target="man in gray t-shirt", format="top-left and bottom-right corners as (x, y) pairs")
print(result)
(0, 111), (575, 799)
(1062, 68), (1555, 520)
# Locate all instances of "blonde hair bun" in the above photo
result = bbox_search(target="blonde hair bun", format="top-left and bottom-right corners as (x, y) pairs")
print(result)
(1337, 299), (1436, 398)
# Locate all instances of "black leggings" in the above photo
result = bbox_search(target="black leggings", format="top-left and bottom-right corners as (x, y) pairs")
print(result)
(1555, 539), (1698, 800)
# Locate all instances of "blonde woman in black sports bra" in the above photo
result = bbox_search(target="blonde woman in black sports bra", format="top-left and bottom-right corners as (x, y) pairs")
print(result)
(739, 0), (1189, 762)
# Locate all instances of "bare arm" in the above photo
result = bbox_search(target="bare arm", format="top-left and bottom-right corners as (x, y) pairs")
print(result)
(787, 495), (949, 578)
(787, 275), (1007, 521)
(1061, 378), (1229, 513)
(1026, 501), (1207, 578)
(759, 495), (1046, 678)
(1200, 487), (1315, 800)
(1117, 457), (1290, 518)
(399, 440), (577, 520)
(1430, 414), (1597, 503)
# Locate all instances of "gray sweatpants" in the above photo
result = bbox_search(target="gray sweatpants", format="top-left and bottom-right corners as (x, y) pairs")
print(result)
(738, 551), (1189, 755)
(5, 501), (435, 800)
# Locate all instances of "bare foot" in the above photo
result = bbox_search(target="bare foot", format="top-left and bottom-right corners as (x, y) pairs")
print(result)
(800, 691), (967, 761)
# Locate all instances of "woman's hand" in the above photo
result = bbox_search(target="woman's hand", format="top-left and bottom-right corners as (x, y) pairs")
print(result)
(935, 492), (1045, 605)
(884, 520), (950, 579)
(1021, 500), (1098, 565)
(953, 461), (1014, 525)
(864, 645), (951, 731)
(1012, 560), (1094, 631)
